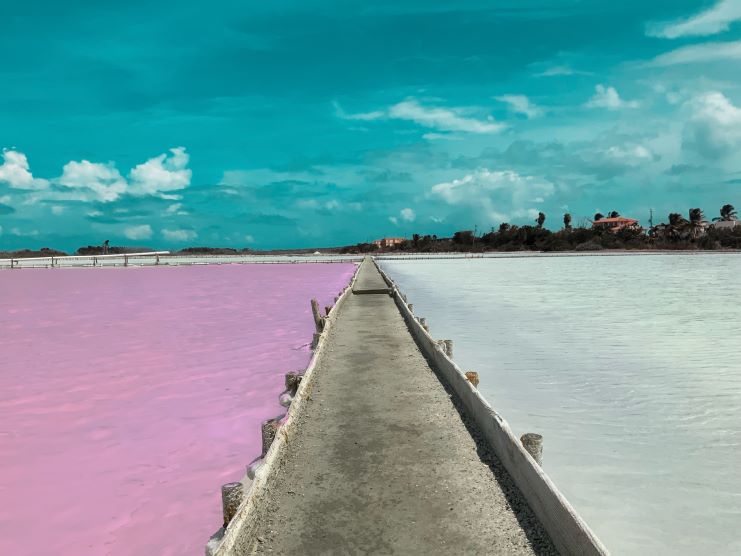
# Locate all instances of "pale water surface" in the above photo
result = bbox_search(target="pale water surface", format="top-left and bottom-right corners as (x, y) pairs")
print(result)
(381, 254), (741, 555)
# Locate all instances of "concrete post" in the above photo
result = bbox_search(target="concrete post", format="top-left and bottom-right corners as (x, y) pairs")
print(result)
(221, 482), (243, 527)
(311, 332), (321, 350)
(262, 419), (280, 457)
(465, 371), (479, 387)
(419, 317), (428, 332)
(520, 433), (543, 465)
(285, 372), (302, 395)
(443, 340), (453, 358)
(246, 458), (263, 480)
(124, 255), (129, 267)
(310, 299), (324, 331)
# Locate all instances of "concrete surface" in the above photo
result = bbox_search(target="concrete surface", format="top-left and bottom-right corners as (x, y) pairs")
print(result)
(249, 262), (556, 555)
(351, 258), (391, 294)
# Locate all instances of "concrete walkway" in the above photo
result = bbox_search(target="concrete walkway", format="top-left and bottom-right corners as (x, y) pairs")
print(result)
(251, 261), (556, 555)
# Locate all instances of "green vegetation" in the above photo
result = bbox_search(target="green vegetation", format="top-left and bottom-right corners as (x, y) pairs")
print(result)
(341, 204), (741, 253)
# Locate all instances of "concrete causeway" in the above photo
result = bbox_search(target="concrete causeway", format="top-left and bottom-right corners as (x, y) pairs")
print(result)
(249, 260), (557, 555)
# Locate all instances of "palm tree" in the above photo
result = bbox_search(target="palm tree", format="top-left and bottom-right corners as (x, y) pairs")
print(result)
(666, 212), (687, 241)
(713, 204), (738, 221)
(563, 213), (572, 230)
(687, 208), (705, 239)
(609, 211), (620, 218)
(594, 212), (604, 221)
(536, 212), (546, 228)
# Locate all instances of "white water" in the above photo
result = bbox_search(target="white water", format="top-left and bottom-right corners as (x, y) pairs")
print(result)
(380, 254), (741, 555)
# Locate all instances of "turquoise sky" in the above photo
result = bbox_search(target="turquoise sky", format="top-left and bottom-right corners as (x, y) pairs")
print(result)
(2, 0), (741, 250)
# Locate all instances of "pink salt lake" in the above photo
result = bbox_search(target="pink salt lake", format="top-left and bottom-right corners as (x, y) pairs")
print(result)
(0, 263), (356, 555)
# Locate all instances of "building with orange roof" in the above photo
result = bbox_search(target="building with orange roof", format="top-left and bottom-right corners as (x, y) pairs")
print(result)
(372, 237), (406, 248)
(592, 216), (641, 232)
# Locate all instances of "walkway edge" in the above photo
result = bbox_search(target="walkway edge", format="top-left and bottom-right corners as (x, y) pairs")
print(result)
(373, 258), (609, 556)
(205, 262), (362, 556)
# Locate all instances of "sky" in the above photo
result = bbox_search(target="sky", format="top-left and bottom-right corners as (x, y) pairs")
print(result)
(2, 0), (741, 250)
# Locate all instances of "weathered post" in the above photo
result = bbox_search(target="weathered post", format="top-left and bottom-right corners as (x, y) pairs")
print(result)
(124, 255), (129, 267)
(221, 482), (243, 527)
(310, 298), (324, 331)
(311, 332), (321, 350)
(465, 371), (479, 387)
(262, 419), (280, 457)
(285, 372), (302, 395)
(408, 303), (413, 313)
(9, 259), (14, 269)
(520, 433), (543, 465)
(443, 339), (453, 358)
(419, 317), (428, 332)
(246, 458), (263, 480)
(325, 306), (332, 317)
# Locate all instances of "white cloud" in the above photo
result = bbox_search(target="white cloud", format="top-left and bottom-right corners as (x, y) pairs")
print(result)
(604, 145), (655, 165)
(165, 202), (188, 216)
(400, 207), (416, 222)
(162, 228), (197, 242)
(338, 98), (505, 134)
(495, 95), (543, 118)
(586, 85), (639, 110)
(244, 234), (256, 244)
(647, 0), (741, 39)
(388, 216), (399, 225)
(332, 101), (385, 121)
(10, 227), (39, 237)
(129, 147), (191, 196)
(647, 39), (741, 66)
(683, 91), (741, 158)
(58, 160), (128, 202)
(0, 150), (49, 190)
(51, 205), (66, 215)
(388, 99), (504, 134)
(123, 224), (153, 240)
(430, 169), (555, 223)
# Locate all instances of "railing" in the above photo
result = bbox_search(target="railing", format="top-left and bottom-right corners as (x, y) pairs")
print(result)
(0, 252), (363, 269)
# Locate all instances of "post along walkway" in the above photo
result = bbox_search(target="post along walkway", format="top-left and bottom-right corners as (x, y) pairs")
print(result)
(250, 261), (556, 554)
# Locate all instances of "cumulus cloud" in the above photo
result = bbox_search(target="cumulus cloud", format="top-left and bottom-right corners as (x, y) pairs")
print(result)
(400, 207), (416, 222)
(430, 169), (555, 223)
(123, 224), (153, 240)
(647, 0), (741, 39)
(586, 85), (639, 110)
(495, 95), (543, 118)
(337, 98), (505, 134)
(647, 39), (741, 66)
(162, 228), (197, 242)
(0, 150), (49, 190)
(604, 145), (655, 165)
(58, 160), (128, 202)
(683, 91), (741, 158)
(129, 147), (191, 196)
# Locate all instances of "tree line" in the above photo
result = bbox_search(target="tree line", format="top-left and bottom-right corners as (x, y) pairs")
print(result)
(340, 204), (740, 253)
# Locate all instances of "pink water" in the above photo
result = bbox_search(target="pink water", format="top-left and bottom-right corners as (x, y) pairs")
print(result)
(0, 263), (355, 555)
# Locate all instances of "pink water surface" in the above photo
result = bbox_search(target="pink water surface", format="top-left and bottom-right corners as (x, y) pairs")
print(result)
(0, 263), (355, 555)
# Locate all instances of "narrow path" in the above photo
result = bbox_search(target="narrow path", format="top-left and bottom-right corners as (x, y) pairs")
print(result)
(251, 261), (556, 555)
